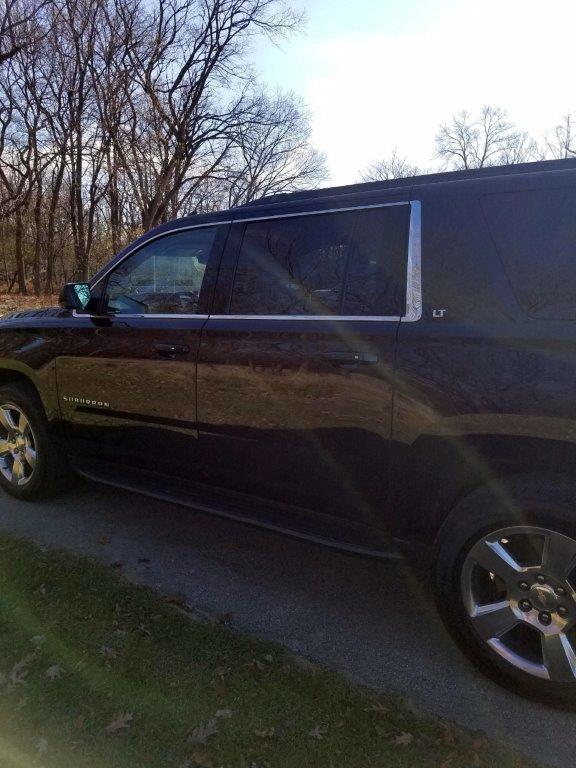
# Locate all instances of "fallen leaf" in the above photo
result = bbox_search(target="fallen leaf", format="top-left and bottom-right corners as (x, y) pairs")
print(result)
(472, 736), (488, 751)
(211, 611), (233, 625)
(36, 737), (48, 757)
(214, 708), (232, 719)
(164, 593), (186, 606)
(254, 727), (275, 738)
(471, 754), (482, 767)
(31, 635), (46, 646)
(45, 665), (62, 681)
(106, 712), (133, 733)
(246, 659), (265, 673)
(443, 726), (457, 746)
(291, 655), (317, 675)
(308, 724), (328, 740)
(365, 702), (389, 716)
(187, 719), (218, 745)
(74, 715), (85, 730)
(394, 732), (414, 746)
(210, 675), (226, 695)
(191, 747), (213, 767)
(98, 536), (110, 545)
(100, 646), (117, 660)
(9, 653), (36, 686)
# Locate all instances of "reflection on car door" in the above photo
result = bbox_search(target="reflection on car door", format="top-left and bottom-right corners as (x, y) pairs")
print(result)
(57, 224), (228, 476)
(197, 198), (417, 537)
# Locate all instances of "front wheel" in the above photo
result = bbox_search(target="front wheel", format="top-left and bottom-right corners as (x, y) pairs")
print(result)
(0, 383), (69, 500)
(434, 476), (576, 705)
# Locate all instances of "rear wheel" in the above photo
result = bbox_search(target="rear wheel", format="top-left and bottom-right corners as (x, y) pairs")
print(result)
(434, 476), (576, 704)
(0, 383), (68, 500)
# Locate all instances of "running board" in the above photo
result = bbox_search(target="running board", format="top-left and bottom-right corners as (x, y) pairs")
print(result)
(70, 457), (405, 561)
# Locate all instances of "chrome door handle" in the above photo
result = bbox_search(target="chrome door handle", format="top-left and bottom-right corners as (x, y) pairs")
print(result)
(322, 351), (378, 364)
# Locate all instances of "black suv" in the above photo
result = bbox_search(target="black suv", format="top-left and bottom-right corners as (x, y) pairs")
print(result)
(1, 158), (576, 702)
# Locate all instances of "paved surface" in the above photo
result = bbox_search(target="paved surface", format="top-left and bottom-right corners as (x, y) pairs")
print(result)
(0, 480), (573, 767)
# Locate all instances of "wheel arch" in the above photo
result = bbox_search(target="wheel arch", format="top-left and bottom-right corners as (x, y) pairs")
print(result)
(0, 363), (52, 419)
(393, 430), (576, 544)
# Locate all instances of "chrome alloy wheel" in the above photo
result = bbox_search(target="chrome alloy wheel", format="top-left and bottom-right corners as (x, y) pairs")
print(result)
(461, 526), (576, 682)
(0, 403), (37, 486)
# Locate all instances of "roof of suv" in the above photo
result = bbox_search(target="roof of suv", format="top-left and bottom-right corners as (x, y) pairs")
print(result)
(233, 157), (576, 211)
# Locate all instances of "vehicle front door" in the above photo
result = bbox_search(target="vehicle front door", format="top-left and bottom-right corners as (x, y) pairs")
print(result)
(196, 198), (419, 539)
(56, 223), (227, 477)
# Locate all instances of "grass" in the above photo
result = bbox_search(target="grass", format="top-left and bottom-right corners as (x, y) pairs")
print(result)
(0, 535), (534, 768)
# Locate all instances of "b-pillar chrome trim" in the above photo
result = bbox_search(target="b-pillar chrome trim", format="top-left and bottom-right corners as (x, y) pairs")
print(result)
(403, 200), (422, 323)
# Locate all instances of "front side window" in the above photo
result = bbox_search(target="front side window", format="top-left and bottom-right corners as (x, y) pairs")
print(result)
(230, 205), (410, 317)
(105, 227), (217, 315)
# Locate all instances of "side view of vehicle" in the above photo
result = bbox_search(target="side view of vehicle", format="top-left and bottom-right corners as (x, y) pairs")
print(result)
(1, 157), (576, 702)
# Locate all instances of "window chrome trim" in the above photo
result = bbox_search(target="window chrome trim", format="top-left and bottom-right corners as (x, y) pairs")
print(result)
(209, 314), (402, 322)
(75, 199), (422, 322)
(402, 200), (422, 322)
(72, 311), (209, 320)
(211, 199), (421, 323)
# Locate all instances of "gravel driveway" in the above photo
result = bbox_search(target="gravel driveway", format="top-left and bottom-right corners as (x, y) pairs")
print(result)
(0, 479), (573, 767)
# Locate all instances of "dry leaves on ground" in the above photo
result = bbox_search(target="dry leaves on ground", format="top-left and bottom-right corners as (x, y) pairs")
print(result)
(187, 719), (218, 746)
(308, 724), (328, 740)
(45, 665), (62, 681)
(106, 712), (133, 733)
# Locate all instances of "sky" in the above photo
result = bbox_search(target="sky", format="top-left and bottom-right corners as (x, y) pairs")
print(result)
(250, 0), (576, 185)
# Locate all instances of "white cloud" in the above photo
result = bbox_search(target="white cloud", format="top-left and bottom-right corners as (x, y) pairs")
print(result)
(299, 0), (576, 184)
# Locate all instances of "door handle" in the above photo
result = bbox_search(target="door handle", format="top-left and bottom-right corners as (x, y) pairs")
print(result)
(153, 343), (190, 357)
(322, 351), (378, 365)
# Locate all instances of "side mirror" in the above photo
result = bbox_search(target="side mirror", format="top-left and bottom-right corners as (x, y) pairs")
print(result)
(59, 282), (92, 311)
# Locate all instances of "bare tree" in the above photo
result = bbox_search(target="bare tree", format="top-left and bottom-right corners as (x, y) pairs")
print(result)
(222, 89), (327, 208)
(435, 106), (534, 170)
(541, 114), (576, 159)
(360, 149), (421, 182)
(0, 0), (325, 294)
(0, 0), (49, 64)
(109, 0), (303, 230)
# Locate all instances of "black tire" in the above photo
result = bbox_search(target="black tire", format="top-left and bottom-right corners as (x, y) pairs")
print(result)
(0, 382), (69, 500)
(433, 474), (576, 706)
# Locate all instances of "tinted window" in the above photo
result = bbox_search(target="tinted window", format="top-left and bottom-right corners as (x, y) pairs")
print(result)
(230, 206), (409, 316)
(343, 206), (409, 316)
(105, 228), (217, 315)
(231, 212), (351, 316)
(482, 188), (576, 320)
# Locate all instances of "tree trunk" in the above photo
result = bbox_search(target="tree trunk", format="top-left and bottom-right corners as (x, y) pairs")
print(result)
(14, 210), (27, 294)
(33, 185), (43, 296)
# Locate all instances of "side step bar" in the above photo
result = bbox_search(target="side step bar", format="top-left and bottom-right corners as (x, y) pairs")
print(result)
(70, 457), (405, 561)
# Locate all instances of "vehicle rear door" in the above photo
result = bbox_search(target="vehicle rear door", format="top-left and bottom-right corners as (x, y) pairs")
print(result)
(56, 223), (228, 476)
(196, 195), (420, 531)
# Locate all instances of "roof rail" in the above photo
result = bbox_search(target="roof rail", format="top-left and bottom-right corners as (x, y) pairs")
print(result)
(237, 157), (576, 209)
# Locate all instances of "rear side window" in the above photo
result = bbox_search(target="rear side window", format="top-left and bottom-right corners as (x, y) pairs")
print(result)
(482, 188), (576, 320)
(230, 205), (410, 317)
